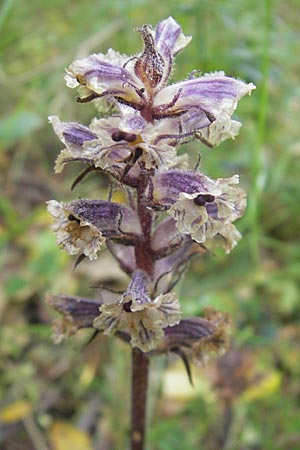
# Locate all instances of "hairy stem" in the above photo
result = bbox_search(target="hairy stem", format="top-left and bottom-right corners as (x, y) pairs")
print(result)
(135, 171), (154, 276)
(131, 348), (150, 450)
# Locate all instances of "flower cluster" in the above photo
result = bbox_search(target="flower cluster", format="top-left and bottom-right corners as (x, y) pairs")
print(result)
(47, 17), (254, 357)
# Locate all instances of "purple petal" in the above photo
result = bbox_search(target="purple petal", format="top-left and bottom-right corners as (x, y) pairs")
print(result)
(69, 200), (141, 237)
(154, 73), (255, 115)
(153, 170), (217, 205)
(155, 17), (181, 56)
(49, 116), (97, 148)
(123, 269), (151, 306)
(63, 124), (97, 146)
(78, 55), (135, 84)
(47, 294), (102, 328)
(66, 53), (142, 103)
(119, 109), (147, 134)
(155, 17), (191, 57)
(163, 316), (215, 343)
(180, 108), (212, 132)
(151, 217), (179, 251)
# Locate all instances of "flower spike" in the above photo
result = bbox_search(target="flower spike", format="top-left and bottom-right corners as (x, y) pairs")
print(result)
(48, 17), (254, 358)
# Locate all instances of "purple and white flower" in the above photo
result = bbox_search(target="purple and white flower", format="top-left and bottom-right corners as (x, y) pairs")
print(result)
(153, 170), (246, 252)
(49, 110), (180, 175)
(47, 16), (254, 361)
(93, 269), (181, 351)
(47, 199), (141, 259)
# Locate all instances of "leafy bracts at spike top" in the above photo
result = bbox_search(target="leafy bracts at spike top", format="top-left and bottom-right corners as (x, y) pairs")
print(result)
(47, 16), (254, 359)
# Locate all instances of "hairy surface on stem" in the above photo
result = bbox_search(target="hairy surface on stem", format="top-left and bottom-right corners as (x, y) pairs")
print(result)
(131, 348), (150, 450)
(135, 172), (154, 276)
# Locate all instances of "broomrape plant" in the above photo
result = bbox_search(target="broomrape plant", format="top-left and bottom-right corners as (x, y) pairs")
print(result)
(47, 17), (255, 450)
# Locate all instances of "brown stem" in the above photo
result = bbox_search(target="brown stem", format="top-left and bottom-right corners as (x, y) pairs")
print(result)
(135, 171), (154, 276)
(131, 348), (150, 450)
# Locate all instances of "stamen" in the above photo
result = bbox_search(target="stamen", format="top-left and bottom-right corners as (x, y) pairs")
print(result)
(111, 130), (137, 143)
(68, 214), (80, 223)
(193, 194), (215, 206)
(132, 147), (143, 164)
(123, 301), (132, 312)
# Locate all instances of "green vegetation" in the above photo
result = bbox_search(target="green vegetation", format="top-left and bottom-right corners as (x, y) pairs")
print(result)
(1, 0), (300, 449)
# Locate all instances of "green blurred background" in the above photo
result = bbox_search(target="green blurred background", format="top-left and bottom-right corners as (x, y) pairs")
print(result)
(1, 0), (300, 449)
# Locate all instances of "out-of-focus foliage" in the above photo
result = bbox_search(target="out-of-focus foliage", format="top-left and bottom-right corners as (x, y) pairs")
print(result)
(1, 0), (300, 449)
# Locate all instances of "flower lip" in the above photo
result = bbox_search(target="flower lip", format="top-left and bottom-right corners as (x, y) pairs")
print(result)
(47, 200), (106, 260)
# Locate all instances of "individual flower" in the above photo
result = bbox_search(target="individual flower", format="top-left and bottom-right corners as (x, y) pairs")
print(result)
(49, 110), (179, 176)
(160, 307), (230, 364)
(190, 307), (231, 367)
(152, 170), (246, 252)
(47, 199), (141, 260)
(46, 294), (102, 343)
(152, 71), (255, 140)
(49, 115), (98, 173)
(65, 16), (255, 146)
(88, 108), (179, 171)
(65, 17), (191, 109)
(153, 308), (230, 382)
(93, 269), (181, 351)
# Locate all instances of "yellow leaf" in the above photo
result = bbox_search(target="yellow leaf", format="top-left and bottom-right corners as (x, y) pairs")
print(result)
(241, 370), (282, 402)
(48, 421), (93, 450)
(0, 400), (32, 423)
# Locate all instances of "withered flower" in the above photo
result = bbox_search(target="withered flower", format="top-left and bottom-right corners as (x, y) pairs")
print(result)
(47, 199), (141, 260)
(94, 270), (181, 352)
